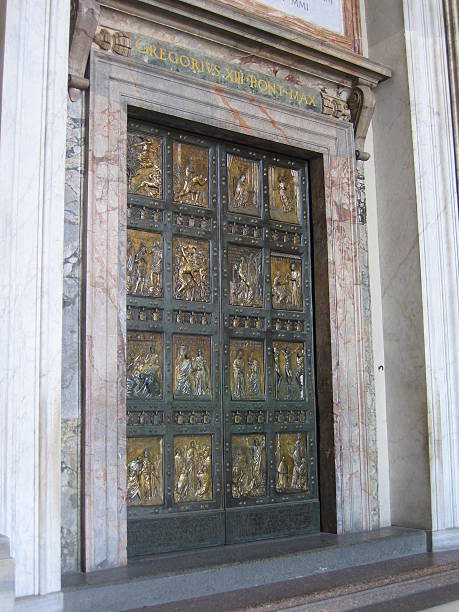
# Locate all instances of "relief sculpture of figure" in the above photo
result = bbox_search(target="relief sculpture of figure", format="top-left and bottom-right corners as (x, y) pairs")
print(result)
(148, 239), (162, 296)
(296, 348), (305, 400)
(126, 237), (135, 293)
(278, 174), (294, 214)
(277, 455), (289, 491)
(290, 435), (308, 491)
(128, 449), (162, 505)
(273, 347), (283, 399)
(133, 243), (148, 294)
(127, 345), (161, 399)
(283, 345), (293, 398)
(233, 173), (249, 209)
(248, 354), (261, 397)
(130, 140), (162, 198)
(127, 459), (141, 503)
(175, 242), (208, 301)
(175, 350), (193, 396)
(272, 270), (287, 307)
(248, 436), (265, 494)
(286, 262), (301, 308)
(175, 439), (212, 502)
(177, 164), (208, 206)
(230, 251), (261, 307)
(232, 349), (246, 400)
(193, 348), (210, 397)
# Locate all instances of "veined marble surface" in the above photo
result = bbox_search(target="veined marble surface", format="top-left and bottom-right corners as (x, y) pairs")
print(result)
(61, 97), (86, 574)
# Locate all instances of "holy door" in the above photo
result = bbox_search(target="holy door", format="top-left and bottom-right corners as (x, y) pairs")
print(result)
(125, 119), (319, 556)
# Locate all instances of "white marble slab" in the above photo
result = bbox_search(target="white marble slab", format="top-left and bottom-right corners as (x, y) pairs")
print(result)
(257, 0), (344, 34)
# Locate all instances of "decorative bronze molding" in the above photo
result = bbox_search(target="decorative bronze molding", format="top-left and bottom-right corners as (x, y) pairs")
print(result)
(348, 84), (376, 161)
(68, 0), (100, 101)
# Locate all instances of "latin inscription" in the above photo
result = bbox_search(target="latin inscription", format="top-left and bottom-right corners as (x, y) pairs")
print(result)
(130, 35), (322, 114)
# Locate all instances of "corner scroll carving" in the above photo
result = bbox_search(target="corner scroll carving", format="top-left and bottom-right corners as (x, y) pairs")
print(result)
(68, 0), (101, 102)
(348, 84), (376, 162)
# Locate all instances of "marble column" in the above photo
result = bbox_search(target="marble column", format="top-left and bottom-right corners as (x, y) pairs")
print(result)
(403, 0), (459, 550)
(0, 0), (69, 602)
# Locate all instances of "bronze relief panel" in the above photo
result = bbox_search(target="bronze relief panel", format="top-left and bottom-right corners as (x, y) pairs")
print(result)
(174, 435), (212, 503)
(230, 339), (264, 401)
(173, 237), (211, 302)
(127, 436), (163, 506)
(275, 433), (308, 493)
(127, 332), (163, 400)
(228, 245), (263, 308)
(127, 134), (163, 199)
(173, 334), (211, 399)
(127, 229), (163, 297)
(268, 166), (300, 224)
(173, 142), (209, 208)
(227, 154), (261, 216)
(270, 254), (303, 311)
(231, 434), (266, 498)
(272, 341), (305, 401)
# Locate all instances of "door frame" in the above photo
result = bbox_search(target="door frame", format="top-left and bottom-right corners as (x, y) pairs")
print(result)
(82, 48), (376, 570)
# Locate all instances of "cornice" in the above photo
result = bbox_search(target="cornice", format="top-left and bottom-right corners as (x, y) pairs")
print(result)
(101, 0), (391, 88)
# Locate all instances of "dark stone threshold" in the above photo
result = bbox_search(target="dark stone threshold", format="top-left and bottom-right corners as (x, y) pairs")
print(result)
(62, 527), (427, 611)
(138, 551), (459, 611)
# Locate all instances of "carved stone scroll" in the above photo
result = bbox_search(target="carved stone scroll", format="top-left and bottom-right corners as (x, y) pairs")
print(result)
(348, 84), (376, 161)
(68, 0), (100, 101)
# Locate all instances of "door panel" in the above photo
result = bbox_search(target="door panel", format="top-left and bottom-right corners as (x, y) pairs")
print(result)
(126, 120), (319, 556)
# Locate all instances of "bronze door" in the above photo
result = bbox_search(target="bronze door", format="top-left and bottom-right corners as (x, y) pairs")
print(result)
(126, 120), (319, 556)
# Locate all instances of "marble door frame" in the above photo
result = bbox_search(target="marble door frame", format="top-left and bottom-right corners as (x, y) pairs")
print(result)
(83, 49), (377, 570)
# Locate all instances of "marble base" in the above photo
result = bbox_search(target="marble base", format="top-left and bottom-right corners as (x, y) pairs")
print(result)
(430, 529), (459, 552)
(62, 527), (426, 611)
(0, 535), (14, 612)
(15, 592), (63, 612)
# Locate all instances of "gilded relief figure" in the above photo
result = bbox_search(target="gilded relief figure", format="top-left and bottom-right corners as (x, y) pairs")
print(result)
(174, 436), (212, 503)
(127, 229), (163, 297)
(273, 341), (304, 401)
(232, 434), (266, 498)
(127, 332), (162, 399)
(270, 255), (303, 311)
(173, 237), (210, 302)
(127, 437), (163, 506)
(228, 245), (263, 307)
(177, 163), (208, 205)
(275, 433), (308, 493)
(173, 142), (209, 208)
(173, 335), (211, 399)
(127, 135), (163, 199)
(232, 349), (246, 400)
(230, 340), (264, 401)
(268, 166), (300, 224)
(296, 348), (305, 400)
(227, 154), (260, 216)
